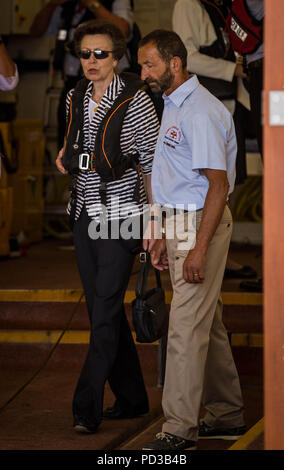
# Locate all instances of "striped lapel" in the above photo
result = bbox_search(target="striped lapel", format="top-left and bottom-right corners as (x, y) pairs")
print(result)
(83, 74), (124, 152)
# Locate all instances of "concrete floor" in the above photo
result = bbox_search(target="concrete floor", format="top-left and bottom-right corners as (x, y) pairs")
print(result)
(0, 238), (264, 451)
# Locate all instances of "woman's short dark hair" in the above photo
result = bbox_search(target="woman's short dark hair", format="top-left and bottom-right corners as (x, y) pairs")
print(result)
(139, 29), (188, 70)
(73, 19), (126, 61)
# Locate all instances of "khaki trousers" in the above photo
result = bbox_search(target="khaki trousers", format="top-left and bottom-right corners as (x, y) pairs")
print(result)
(162, 205), (245, 441)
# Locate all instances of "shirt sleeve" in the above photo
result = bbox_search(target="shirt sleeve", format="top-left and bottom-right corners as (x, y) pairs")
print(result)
(0, 64), (19, 91)
(65, 89), (74, 125)
(172, 0), (236, 82)
(187, 111), (229, 171)
(124, 90), (160, 175)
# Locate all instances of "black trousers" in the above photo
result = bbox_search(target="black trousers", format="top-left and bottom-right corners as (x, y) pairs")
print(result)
(233, 101), (256, 185)
(72, 208), (149, 425)
(247, 60), (263, 158)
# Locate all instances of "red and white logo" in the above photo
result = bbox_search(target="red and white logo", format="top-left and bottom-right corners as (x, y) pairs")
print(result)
(164, 126), (182, 148)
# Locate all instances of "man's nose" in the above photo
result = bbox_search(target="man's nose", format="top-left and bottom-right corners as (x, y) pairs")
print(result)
(140, 68), (149, 81)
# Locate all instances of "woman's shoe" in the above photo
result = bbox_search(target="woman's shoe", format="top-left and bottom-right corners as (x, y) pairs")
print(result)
(73, 415), (98, 433)
(103, 402), (148, 419)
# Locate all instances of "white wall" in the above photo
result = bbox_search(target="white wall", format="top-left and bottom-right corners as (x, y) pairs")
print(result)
(134, 0), (175, 35)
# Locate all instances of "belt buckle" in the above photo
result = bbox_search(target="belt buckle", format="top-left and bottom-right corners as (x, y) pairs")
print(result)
(79, 153), (90, 170)
(139, 251), (147, 263)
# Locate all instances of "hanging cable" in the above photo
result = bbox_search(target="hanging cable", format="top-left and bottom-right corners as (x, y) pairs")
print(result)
(0, 292), (84, 414)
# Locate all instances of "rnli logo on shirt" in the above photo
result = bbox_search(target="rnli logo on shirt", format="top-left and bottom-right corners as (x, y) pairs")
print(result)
(163, 126), (182, 149)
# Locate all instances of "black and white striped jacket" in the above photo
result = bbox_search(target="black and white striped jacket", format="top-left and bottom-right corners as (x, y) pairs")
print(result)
(66, 73), (160, 221)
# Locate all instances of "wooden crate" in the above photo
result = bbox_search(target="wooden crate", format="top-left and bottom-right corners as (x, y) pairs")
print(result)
(9, 120), (45, 241)
(12, 120), (44, 172)
(11, 208), (44, 243)
(11, 171), (43, 212)
(0, 122), (13, 189)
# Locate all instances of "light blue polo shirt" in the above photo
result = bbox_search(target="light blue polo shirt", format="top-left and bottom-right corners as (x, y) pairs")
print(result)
(151, 75), (237, 210)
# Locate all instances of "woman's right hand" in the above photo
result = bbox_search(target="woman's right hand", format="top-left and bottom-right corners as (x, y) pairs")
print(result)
(56, 148), (68, 174)
(150, 239), (168, 271)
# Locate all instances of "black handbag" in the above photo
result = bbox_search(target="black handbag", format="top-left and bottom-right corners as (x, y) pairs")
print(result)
(132, 252), (169, 343)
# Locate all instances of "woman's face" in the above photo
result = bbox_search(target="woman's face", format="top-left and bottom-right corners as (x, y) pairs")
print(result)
(79, 34), (118, 85)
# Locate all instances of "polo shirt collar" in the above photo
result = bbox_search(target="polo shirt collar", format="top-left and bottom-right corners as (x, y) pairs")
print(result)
(163, 74), (199, 107)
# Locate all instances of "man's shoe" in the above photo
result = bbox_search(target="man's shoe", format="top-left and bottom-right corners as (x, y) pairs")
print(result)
(142, 432), (196, 451)
(239, 278), (263, 292)
(224, 265), (257, 279)
(198, 422), (246, 440)
(73, 416), (98, 434)
(103, 402), (148, 419)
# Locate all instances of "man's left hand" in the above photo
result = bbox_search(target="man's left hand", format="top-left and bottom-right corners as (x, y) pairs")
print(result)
(183, 248), (206, 283)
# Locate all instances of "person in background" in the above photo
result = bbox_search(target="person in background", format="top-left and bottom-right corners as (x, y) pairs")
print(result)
(229, 0), (264, 293)
(0, 35), (19, 91)
(172, 0), (257, 281)
(138, 29), (245, 451)
(229, 0), (263, 159)
(30, 0), (134, 150)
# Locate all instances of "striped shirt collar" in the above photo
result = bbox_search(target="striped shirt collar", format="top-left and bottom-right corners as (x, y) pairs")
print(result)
(84, 73), (124, 104)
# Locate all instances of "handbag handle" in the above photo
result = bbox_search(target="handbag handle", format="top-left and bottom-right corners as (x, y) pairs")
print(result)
(135, 251), (162, 298)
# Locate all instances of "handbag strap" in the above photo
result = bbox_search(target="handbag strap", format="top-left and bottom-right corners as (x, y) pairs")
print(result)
(135, 251), (162, 297)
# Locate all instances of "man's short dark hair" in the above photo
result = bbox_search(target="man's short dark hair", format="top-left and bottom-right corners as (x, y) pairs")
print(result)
(139, 29), (188, 69)
(74, 19), (126, 61)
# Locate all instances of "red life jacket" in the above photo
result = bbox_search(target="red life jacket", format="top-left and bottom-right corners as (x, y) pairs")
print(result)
(225, 0), (263, 55)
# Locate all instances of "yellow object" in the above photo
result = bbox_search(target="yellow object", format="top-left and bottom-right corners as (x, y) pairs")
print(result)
(232, 176), (263, 222)
(229, 417), (264, 450)
(0, 288), (263, 305)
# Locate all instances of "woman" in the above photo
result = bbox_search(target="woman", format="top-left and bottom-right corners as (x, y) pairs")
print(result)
(56, 19), (160, 433)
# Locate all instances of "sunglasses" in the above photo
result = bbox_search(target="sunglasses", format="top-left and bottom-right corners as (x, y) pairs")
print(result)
(78, 49), (114, 60)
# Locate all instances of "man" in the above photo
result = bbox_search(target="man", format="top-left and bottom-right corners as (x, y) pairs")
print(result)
(55, 20), (159, 433)
(172, 0), (257, 280)
(30, 0), (134, 149)
(0, 36), (19, 91)
(138, 29), (245, 451)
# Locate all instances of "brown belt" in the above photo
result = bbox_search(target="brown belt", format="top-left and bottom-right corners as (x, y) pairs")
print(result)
(172, 207), (203, 215)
